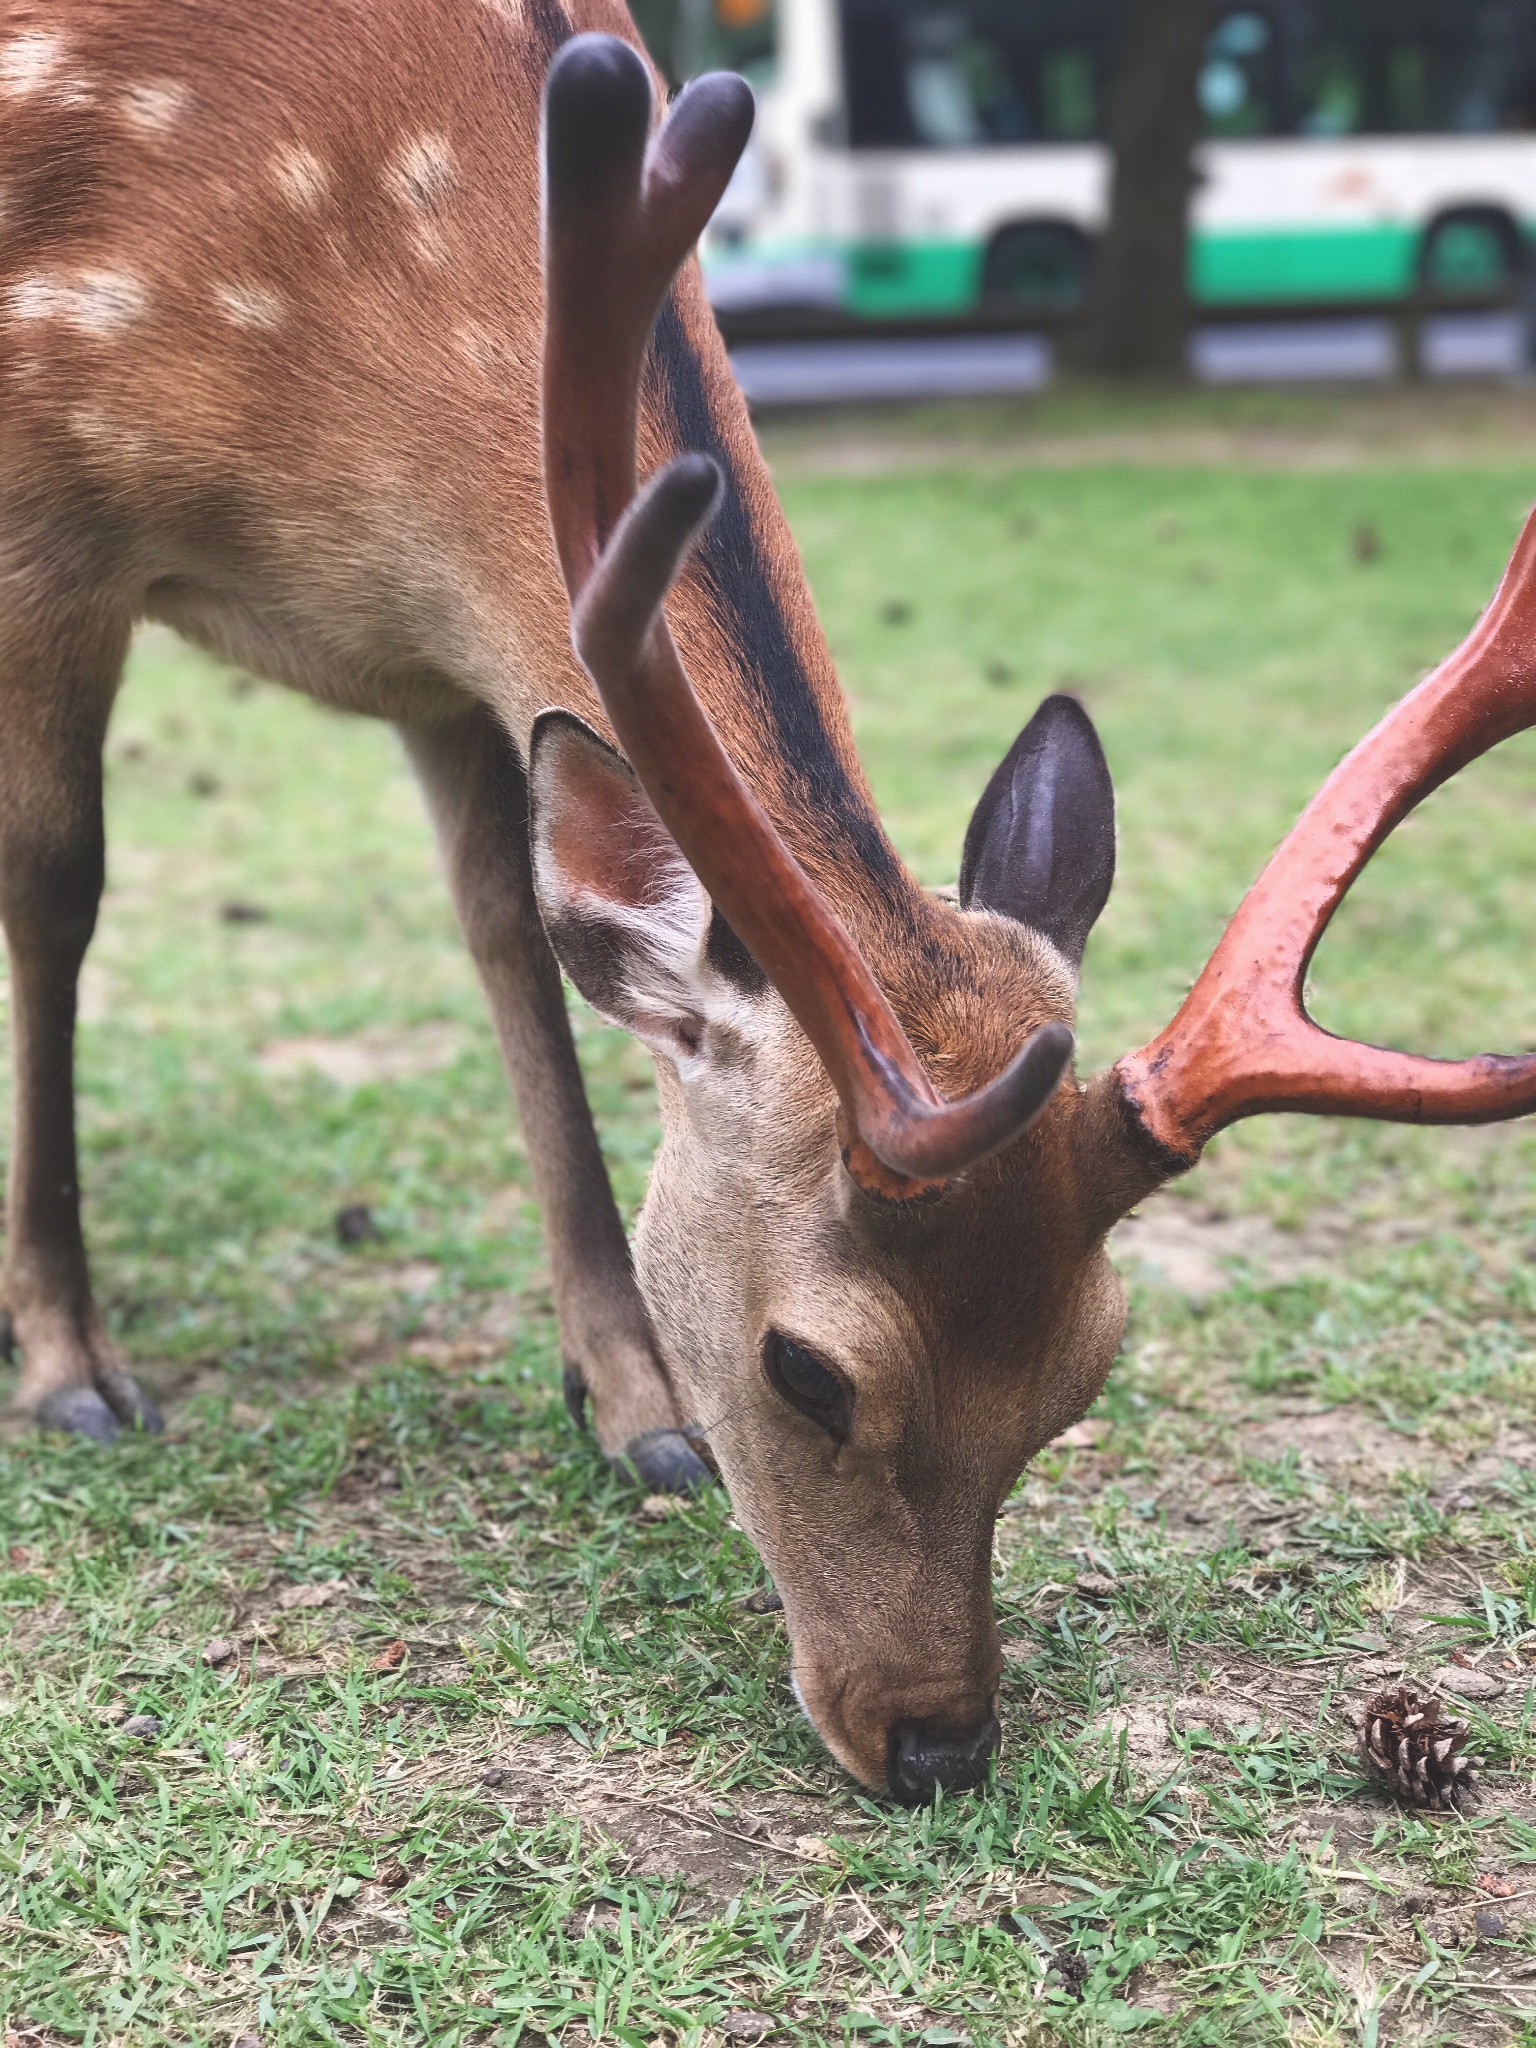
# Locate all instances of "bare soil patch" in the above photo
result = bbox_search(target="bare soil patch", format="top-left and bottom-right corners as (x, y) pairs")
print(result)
(256, 1022), (466, 1087)
(1114, 1197), (1338, 1298)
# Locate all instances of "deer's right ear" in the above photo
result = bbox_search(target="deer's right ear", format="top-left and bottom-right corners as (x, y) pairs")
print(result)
(959, 694), (1116, 971)
(529, 710), (714, 1060)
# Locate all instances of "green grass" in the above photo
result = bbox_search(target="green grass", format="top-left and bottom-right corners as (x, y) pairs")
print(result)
(4, 395), (1536, 2045)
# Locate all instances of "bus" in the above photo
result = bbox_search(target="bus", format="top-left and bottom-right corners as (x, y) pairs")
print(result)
(630, 0), (1536, 327)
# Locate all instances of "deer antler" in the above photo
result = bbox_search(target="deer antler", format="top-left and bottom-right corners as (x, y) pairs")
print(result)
(1116, 509), (1536, 1167)
(541, 35), (1072, 1195)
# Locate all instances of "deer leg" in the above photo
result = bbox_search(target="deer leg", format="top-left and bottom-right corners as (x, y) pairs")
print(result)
(0, 599), (158, 1441)
(400, 705), (708, 1491)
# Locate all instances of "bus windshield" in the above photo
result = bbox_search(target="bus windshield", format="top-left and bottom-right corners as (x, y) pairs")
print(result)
(839, 0), (1536, 149)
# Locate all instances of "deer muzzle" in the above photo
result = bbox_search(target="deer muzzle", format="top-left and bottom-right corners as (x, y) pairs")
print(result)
(789, 1602), (1004, 1797)
(885, 1712), (1002, 1804)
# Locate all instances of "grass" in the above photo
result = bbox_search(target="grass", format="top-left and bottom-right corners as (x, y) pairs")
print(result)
(3, 384), (1536, 2045)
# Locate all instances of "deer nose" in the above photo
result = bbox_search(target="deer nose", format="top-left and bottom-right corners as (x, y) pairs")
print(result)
(885, 1713), (1000, 1804)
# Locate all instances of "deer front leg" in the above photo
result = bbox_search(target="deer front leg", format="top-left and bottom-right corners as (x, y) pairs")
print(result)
(0, 602), (159, 1441)
(400, 705), (708, 1491)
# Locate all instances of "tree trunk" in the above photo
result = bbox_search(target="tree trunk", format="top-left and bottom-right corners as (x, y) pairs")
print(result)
(1076, 0), (1213, 379)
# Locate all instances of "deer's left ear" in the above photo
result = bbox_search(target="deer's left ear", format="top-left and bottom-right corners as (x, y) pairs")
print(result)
(959, 694), (1116, 970)
(529, 709), (717, 1061)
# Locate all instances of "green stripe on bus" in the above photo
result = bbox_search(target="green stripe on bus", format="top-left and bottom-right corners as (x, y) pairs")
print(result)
(845, 240), (980, 317)
(840, 224), (1429, 318)
(721, 218), (1534, 321)
(1193, 225), (1420, 302)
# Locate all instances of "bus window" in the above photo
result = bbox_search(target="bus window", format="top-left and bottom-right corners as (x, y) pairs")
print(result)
(1296, 1), (1536, 136)
(1386, 43), (1430, 130)
(1040, 46), (1096, 139)
(832, 0), (1536, 154)
(842, 0), (1115, 149)
(1298, 38), (1362, 135)
(961, 36), (1031, 141)
(1201, 10), (1283, 136)
(844, 1), (918, 145)
(906, 14), (985, 145)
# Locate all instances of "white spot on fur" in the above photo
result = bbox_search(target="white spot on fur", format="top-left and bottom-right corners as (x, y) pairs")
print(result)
(216, 283), (284, 329)
(0, 30), (67, 97)
(120, 79), (188, 132)
(8, 269), (147, 335)
(272, 144), (329, 212)
(68, 407), (147, 458)
(386, 133), (455, 214)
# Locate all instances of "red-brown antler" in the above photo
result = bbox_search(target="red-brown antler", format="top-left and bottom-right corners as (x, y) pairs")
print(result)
(1116, 509), (1536, 1166)
(541, 35), (1072, 1193)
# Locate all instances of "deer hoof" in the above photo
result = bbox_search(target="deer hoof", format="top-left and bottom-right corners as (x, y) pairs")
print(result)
(617, 1427), (712, 1494)
(101, 1371), (165, 1435)
(35, 1384), (121, 1443)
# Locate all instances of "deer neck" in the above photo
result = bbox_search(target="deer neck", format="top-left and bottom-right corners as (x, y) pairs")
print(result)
(641, 278), (922, 948)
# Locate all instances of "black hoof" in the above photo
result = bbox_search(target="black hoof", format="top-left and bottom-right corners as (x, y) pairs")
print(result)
(35, 1385), (120, 1443)
(101, 1371), (165, 1435)
(615, 1427), (712, 1494)
(563, 1363), (589, 1431)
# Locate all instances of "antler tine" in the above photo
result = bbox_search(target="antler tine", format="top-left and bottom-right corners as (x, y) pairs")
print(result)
(542, 37), (1074, 1194)
(542, 37), (753, 595)
(1117, 508), (1536, 1166)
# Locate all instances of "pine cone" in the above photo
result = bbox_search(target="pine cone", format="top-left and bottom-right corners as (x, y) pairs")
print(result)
(1358, 1685), (1479, 1812)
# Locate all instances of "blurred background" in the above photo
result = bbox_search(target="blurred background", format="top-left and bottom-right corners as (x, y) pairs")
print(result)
(6, 9), (1536, 2035)
(628, 0), (1536, 404)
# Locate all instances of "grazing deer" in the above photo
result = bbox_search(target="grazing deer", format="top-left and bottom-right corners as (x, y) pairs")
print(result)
(4, 6), (1535, 1802)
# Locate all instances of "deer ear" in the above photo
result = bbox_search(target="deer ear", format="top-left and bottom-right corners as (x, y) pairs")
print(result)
(959, 694), (1116, 969)
(529, 709), (714, 1060)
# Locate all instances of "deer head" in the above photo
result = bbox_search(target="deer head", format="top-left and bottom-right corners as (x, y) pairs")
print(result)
(530, 35), (1536, 1799)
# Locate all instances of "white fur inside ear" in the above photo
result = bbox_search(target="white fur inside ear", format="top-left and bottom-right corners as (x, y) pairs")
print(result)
(528, 712), (747, 1065)
(571, 865), (713, 1060)
(531, 816), (714, 1060)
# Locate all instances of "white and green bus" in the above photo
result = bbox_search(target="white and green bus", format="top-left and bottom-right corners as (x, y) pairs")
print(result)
(632, 0), (1536, 326)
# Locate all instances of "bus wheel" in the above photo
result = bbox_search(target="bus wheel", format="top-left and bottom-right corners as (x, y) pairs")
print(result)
(981, 222), (1092, 315)
(1420, 209), (1524, 299)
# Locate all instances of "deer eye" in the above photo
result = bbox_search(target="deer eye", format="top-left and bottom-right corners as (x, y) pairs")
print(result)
(762, 1331), (850, 1441)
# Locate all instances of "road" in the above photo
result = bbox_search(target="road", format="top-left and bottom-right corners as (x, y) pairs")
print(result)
(728, 311), (1530, 409)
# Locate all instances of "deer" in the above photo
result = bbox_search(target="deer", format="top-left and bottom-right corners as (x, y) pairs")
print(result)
(5, 1), (1536, 1804)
